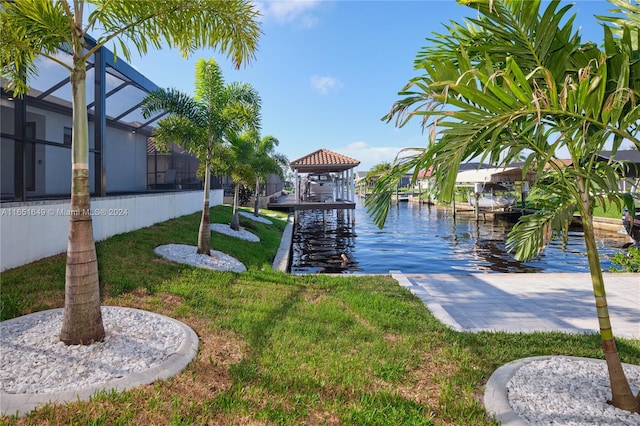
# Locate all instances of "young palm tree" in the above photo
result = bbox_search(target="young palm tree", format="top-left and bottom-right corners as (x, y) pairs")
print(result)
(141, 59), (261, 252)
(0, 0), (260, 345)
(250, 135), (288, 217)
(367, 0), (640, 412)
(221, 130), (262, 231)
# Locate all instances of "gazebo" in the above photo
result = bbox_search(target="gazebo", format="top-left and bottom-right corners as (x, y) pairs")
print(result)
(289, 149), (360, 206)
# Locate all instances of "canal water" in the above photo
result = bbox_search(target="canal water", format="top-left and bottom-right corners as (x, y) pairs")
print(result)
(290, 199), (629, 274)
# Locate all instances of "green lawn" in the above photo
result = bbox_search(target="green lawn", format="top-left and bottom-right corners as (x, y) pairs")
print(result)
(1, 204), (638, 425)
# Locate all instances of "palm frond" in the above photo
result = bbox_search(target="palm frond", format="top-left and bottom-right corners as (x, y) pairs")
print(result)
(0, 0), (71, 95)
(88, 0), (261, 68)
(140, 88), (205, 124)
(365, 153), (425, 228)
(194, 58), (225, 104)
(506, 177), (577, 261)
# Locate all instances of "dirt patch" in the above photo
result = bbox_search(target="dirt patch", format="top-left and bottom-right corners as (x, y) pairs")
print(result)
(303, 288), (327, 304)
(304, 407), (342, 425)
(168, 318), (249, 396)
(364, 347), (460, 425)
(11, 318), (251, 425)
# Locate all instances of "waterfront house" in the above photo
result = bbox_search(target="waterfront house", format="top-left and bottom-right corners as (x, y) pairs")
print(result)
(0, 37), (218, 271)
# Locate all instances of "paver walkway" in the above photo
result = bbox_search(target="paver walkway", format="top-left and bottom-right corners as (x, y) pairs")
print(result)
(391, 272), (639, 339)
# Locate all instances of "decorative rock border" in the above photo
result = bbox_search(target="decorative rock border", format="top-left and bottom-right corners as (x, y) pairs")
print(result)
(154, 244), (246, 272)
(484, 356), (640, 425)
(210, 223), (259, 242)
(1, 307), (199, 417)
(239, 211), (273, 224)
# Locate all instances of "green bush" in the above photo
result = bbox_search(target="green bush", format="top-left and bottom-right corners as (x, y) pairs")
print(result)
(609, 247), (640, 273)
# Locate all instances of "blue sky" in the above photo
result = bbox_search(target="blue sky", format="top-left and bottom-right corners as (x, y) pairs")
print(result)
(126, 1), (618, 172)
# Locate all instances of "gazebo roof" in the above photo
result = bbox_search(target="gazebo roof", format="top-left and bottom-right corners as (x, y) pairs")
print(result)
(290, 149), (360, 173)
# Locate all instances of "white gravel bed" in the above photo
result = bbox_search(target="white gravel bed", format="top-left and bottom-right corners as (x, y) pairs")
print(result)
(508, 357), (640, 425)
(0, 307), (184, 394)
(154, 244), (246, 272)
(211, 223), (260, 242)
(239, 211), (273, 224)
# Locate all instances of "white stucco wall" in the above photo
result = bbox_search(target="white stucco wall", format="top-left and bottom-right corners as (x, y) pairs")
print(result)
(0, 189), (223, 271)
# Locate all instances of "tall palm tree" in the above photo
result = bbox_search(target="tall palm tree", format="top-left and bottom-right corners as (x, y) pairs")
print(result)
(367, 0), (640, 412)
(0, 0), (260, 345)
(250, 135), (288, 217)
(141, 58), (261, 252)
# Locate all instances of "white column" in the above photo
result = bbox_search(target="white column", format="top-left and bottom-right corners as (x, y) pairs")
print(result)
(345, 170), (348, 200)
(294, 170), (299, 203)
(351, 169), (354, 201)
(343, 170), (348, 201)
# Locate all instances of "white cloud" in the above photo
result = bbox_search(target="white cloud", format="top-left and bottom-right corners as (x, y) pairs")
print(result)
(336, 142), (405, 172)
(255, 0), (324, 28)
(310, 74), (343, 95)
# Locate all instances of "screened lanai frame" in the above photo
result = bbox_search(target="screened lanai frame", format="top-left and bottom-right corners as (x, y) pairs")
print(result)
(0, 35), (202, 202)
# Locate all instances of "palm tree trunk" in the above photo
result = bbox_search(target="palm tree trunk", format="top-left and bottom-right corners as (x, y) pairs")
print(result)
(580, 193), (639, 412)
(59, 59), (105, 345)
(231, 183), (240, 231)
(254, 177), (260, 216)
(197, 155), (211, 255)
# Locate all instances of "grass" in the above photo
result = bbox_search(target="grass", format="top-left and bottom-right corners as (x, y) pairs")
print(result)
(592, 202), (624, 220)
(1, 204), (639, 425)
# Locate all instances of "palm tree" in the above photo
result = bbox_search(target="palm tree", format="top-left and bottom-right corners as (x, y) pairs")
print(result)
(367, 0), (640, 412)
(218, 130), (263, 231)
(0, 0), (260, 345)
(141, 59), (261, 252)
(250, 135), (288, 217)
(365, 162), (392, 188)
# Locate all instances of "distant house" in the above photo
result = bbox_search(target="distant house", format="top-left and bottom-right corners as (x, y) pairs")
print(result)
(455, 166), (536, 188)
(598, 150), (640, 192)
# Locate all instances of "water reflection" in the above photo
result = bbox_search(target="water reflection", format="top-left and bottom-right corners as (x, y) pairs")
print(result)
(290, 200), (626, 274)
(292, 209), (358, 274)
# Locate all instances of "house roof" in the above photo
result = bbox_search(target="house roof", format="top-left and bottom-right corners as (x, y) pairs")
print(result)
(599, 150), (640, 163)
(543, 158), (573, 170)
(290, 149), (360, 173)
(456, 167), (518, 184)
(598, 150), (640, 177)
(455, 166), (537, 184)
(417, 167), (434, 179)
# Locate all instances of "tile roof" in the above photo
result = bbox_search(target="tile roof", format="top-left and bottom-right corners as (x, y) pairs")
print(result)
(290, 149), (360, 172)
(543, 158), (573, 169)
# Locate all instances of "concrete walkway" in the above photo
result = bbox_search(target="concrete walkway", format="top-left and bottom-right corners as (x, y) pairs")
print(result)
(391, 272), (639, 339)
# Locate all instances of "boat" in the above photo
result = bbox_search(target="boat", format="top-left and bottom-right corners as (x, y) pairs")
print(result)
(468, 183), (516, 210)
(304, 173), (335, 202)
(468, 194), (517, 210)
